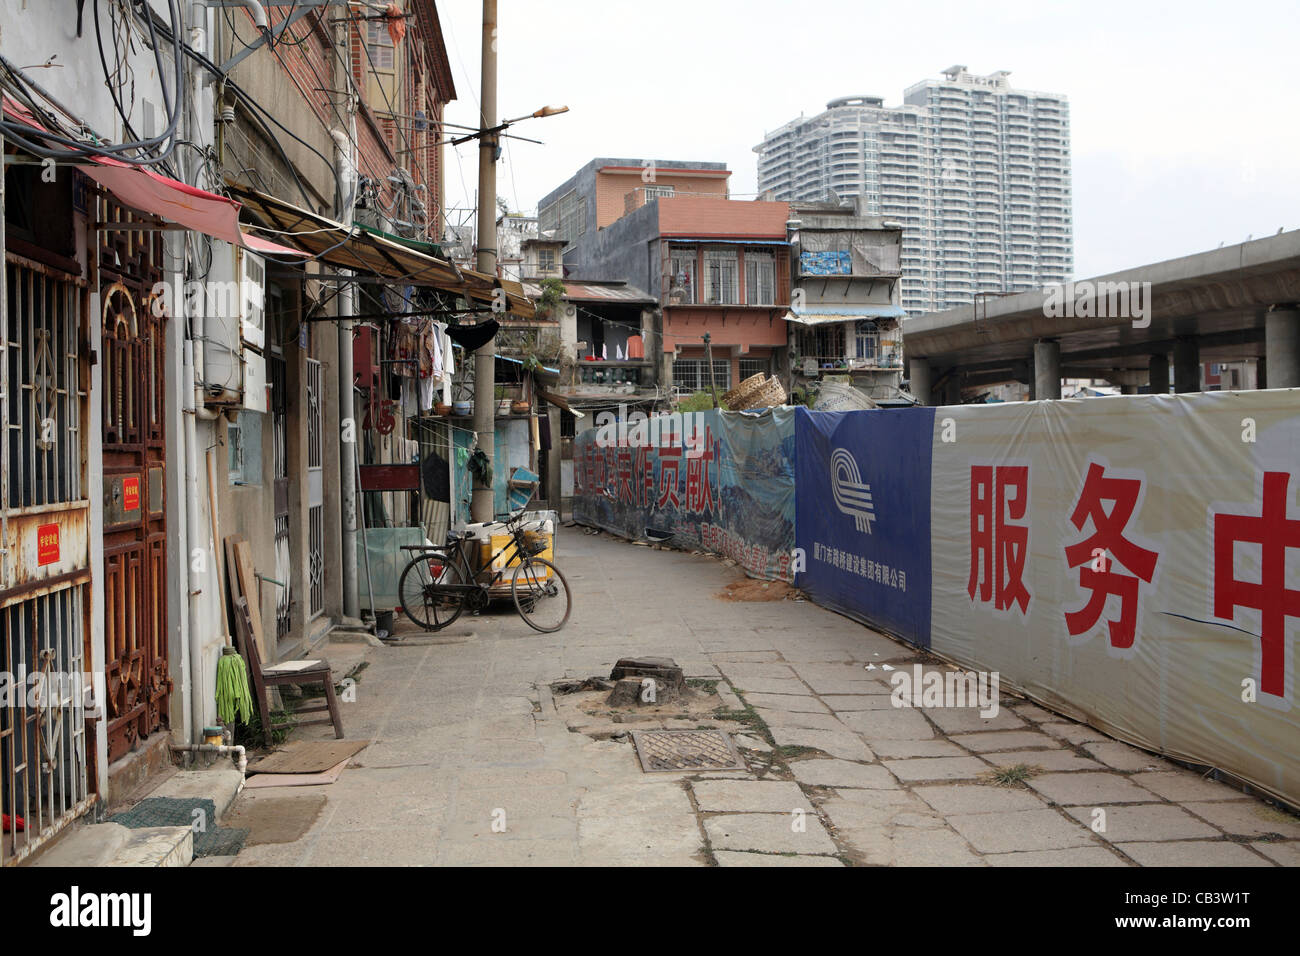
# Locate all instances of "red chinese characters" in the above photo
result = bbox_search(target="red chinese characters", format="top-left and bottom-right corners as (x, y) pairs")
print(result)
(657, 445), (681, 508)
(684, 426), (717, 514)
(1213, 470), (1300, 698)
(616, 448), (634, 504)
(968, 465), (1031, 613)
(1063, 463), (1158, 648)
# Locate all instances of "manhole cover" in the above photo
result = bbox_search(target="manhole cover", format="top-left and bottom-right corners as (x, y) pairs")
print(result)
(630, 729), (745, 772)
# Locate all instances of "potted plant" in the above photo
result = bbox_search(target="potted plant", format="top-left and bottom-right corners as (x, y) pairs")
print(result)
(536, 278), (565, 321)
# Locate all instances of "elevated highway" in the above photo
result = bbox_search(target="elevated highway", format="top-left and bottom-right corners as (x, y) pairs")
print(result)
(903, 230), (1300, 402)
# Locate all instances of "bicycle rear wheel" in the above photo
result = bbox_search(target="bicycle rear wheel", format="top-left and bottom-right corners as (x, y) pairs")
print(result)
(511, 557), (571, 633)
(399, 552), (466, 631)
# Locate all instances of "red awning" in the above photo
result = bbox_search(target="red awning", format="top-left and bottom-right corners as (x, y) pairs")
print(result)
(239, 230), (313, 259)
(78, 161), (244, 246)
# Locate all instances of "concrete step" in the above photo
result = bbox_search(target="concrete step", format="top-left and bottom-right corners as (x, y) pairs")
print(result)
(146, 768), (245, 823)
(33, 823), (193, 867)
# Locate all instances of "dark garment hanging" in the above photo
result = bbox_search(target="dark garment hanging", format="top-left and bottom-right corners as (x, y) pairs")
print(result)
(538, 414), (552, 452)
(445, 318), (500, 353)
(421, 452), (450, 503)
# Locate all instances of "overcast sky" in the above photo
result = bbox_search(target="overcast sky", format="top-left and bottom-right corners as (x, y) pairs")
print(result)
(435, 0), (1300, 280)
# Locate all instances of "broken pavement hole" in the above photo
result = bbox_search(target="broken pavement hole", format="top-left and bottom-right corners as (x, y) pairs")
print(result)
(717, 579), (798, 602)
(551, 677), (615, 696)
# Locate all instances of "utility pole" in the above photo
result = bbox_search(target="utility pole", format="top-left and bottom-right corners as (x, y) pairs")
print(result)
(471, 0), (498, 522)
(703, 332), (719, 408)
(333, 14), (360, 618)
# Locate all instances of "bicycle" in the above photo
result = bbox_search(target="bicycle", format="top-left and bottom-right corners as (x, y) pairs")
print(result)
(397, 510), (572, 633)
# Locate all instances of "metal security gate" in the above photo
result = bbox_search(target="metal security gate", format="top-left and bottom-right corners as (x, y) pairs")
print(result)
(305, 357), (324, 619)
(1, 253), (94, 865)
(98, 196), (169, 763)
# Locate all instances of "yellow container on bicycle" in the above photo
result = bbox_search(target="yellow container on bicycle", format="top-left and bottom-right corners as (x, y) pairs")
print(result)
(484, 519), (554, 576)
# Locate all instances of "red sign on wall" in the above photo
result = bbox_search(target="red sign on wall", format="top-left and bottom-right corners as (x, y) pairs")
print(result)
(123, 476), (140, 512)
(37, 523), (60, 566)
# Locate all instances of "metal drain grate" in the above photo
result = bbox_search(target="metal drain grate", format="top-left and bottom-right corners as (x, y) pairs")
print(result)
(631, 730), (745, 772)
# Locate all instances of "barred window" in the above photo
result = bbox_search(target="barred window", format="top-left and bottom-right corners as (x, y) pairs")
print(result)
(673, 358), (731, 393)
(856, 320), (879, 361)
(744, 249), (776, 304)
(538, 189), (587, 243)
(670, 249), (697, 303)
(739, 357), (771, 380)
(704, 249), (738, 304)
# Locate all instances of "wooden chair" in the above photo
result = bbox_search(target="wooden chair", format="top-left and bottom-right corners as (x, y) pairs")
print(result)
(231, 596), (344, 747)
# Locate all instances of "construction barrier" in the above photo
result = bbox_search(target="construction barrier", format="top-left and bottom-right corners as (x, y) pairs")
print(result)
(795, 407), (936, 645)
(574, 392), (1300, 805)
(573, 407), (796, 580)
(795, 392), (1300, 808)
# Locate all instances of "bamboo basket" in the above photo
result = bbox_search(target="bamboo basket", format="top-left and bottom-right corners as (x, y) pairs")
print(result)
(721, 373), (767, 409)
(734, 376), (787, 410)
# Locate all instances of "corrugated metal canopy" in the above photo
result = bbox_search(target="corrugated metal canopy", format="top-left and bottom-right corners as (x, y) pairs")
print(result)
(226, 182), (534, 318)
(784, 304), (907, 325)
(520, 280), (656, 305)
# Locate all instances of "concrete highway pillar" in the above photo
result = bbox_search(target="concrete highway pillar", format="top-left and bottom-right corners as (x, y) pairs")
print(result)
(1033, 339), (1061, 400)
(942, 376), (963, 406)
(908, 358), (932, 406)
(1148, 353), (1170, 393)
(1265, 307), (1300, 388)
(1173, 337), (1200, 393)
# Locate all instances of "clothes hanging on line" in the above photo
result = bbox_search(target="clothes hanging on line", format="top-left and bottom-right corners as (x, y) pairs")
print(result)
(446, 319), (499, 353)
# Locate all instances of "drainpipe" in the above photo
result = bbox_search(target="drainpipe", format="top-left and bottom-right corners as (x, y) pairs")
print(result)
(184, 1), (223, 748)
(228, 1), (269, 32)
(332, 126), (360, 620)
(171, 743), (247, 774)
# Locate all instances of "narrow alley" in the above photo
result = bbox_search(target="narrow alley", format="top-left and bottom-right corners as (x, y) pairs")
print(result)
(224, 532), (1298, 868)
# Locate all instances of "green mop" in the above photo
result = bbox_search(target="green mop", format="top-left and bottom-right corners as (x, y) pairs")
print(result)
(215, 646), (254, 726)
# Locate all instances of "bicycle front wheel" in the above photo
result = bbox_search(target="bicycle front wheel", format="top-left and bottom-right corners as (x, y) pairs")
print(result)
(511, 557), (571, 633)
(399, 553), (466, 631)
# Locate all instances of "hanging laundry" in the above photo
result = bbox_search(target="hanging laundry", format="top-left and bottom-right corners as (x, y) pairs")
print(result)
(422, 451), (450, 502)
(390, 321), (420, 377)
(428, 320), (444, 380)
(626, 334), (645, 359)
(384, 3), (408, 45)
(602, 343), (608, 360)
(443, 326), (456, 376)
(446, 319), (499, 353)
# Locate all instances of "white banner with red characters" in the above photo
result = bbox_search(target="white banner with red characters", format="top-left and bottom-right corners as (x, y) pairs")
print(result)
(930, 391), (1300, 807)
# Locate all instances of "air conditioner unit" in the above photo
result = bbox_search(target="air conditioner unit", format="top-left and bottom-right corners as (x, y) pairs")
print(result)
(204, 240), (269, 412)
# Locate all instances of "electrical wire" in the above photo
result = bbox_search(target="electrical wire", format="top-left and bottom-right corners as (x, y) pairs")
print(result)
(0, 0), (183, 165)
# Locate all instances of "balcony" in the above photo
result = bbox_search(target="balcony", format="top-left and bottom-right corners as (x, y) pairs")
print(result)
(576, 361), (650, 387)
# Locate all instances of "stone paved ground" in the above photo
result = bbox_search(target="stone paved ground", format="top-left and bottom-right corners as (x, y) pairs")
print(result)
(229, 531), (1300, 867)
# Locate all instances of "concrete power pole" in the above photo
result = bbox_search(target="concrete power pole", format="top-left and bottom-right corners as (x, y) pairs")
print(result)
(333, 17), (360, 618)
(470, 0), (498, 523)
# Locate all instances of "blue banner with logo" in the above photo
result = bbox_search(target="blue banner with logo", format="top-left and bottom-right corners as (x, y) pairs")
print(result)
(573, 407), (797, 580)
(795, 406), (935, 647)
